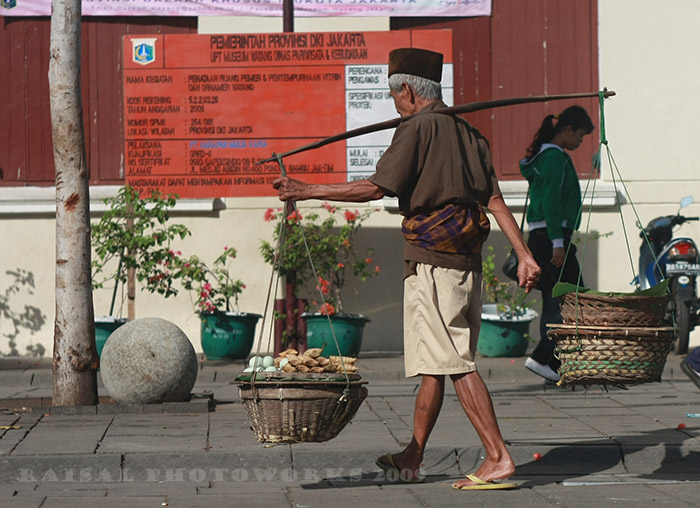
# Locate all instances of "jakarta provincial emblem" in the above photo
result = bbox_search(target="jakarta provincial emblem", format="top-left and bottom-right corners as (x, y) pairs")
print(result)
(132, 38), (157, 66)
(1, 0), (18, 9)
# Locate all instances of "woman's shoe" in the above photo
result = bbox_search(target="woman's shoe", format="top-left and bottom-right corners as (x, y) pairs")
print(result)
(525, 357), (560, 382)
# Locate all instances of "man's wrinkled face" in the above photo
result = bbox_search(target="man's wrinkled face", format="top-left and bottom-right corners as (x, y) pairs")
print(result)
(390, 84), (415, 117)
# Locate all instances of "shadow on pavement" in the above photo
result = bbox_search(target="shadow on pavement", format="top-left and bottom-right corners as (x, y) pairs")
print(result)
(514, 426), (700, 486)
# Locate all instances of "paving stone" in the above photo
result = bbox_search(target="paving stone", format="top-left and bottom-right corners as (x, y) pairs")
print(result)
(162, 400), (210, 414)
(499, 416), (605, 442)
(506, 444), (626, 476)
(107, 414), (208, 433)
(121, 450), (293, 482)
(289, 483), (427, 508)
(15, 485), (109, 497)
(0, 355), (699, 507)
(96, 404), (145, 415)
(646, 482), (700, 505)
(42, 496), (167, 508)
(0, 499), (45, 508)
(98, 435), (208, 454)
(411, 481), (556, 508)
(49, 406), (97, 417)
(166, 492), (290, 508)
(532, 482), (693, 507)
(11, 419), (112, 456)
(622, 442), (700, 475)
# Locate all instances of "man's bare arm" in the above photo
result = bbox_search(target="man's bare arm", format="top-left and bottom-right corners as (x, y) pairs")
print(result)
(273, 177), (385, 203)
(486, 194), (541, 292)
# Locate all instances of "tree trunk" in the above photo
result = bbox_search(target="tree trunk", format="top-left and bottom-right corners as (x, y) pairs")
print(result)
(126, 205), (136, 321)
(50, 0), (99, 406)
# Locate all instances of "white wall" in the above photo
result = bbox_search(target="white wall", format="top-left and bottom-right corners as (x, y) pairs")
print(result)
(597, 0), (700, 347)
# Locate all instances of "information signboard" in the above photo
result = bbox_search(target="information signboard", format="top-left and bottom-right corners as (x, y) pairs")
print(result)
(123, 30), (453, 198)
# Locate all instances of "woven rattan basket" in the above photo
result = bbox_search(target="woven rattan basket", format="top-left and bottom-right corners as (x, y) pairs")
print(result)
(547, 324), (675, 387)
(559, 292), (669, 327)
(237, 377), (368, 443)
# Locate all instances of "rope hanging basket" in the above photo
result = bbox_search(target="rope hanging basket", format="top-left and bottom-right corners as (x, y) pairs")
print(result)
(547, 324), (675, 388)
(236, 373), (368, 443)
(559, 292), (669, 327)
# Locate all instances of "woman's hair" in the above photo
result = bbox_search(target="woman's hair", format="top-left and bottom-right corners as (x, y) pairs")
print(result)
(525, 105), (594, 158)
(388, 73), (442, 101)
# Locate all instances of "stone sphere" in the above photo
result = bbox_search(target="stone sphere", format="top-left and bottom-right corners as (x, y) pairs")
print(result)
(100, 317), (198, 404)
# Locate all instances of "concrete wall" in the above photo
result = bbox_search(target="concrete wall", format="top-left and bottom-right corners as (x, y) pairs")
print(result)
(596, 0), (700, 348)
(3, 1), (700, 358)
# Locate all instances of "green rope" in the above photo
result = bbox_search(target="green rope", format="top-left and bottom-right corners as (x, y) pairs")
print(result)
(598, 91), (608, 145)
(556, 91), (614, 347)
(270, 152), (353, 389)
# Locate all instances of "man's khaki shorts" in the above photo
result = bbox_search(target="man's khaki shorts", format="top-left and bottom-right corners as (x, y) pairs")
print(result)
(403, 263), (482, 377)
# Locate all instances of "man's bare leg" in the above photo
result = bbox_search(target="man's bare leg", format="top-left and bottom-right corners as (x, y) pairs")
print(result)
(377, 374), (444, 480)
(450, 370), (515, 488)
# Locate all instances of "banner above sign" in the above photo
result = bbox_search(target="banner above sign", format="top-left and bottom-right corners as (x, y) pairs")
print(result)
(1, 0), (490, 17)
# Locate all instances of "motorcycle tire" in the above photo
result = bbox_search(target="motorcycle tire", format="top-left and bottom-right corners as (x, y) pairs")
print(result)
(672, 290), (691, 355)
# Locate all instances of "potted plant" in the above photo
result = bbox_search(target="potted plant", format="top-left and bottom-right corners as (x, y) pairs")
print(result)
(91, 185), (191, 355)
(260, 203), (380, 357)
(478, 246), (538, 357)
(179, 246), (261, 361)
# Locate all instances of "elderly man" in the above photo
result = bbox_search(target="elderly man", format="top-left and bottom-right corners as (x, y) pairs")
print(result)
(273, 48), (541, 490)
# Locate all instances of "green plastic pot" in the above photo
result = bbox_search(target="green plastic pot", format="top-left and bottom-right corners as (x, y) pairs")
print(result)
(302, 313), (370, 357)
(200, 311), (261, 360)
(94, 317), (127, 357)
(477, 305), (537, 358)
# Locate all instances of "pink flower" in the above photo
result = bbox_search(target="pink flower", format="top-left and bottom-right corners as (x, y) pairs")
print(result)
(321, 202), (337, 213)
(337, 262), (344, 269)
(320, 303), (335, 316)
(375, 266), (381, 273)
(264, 208), (276, 222)
(344, 210), (357, 223)
(365, 257), (372, 264)
(204, 283), (212, 291)
(287, 210), (303, 223)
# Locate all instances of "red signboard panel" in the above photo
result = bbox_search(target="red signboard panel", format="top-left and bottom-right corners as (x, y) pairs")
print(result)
(122, 30), (453, 198)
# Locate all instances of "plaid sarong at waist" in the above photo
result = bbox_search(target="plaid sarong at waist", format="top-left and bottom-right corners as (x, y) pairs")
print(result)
(401, 203), (491, 255)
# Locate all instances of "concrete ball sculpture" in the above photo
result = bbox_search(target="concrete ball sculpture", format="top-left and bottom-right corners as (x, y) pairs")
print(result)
(100, 317), (198, 404)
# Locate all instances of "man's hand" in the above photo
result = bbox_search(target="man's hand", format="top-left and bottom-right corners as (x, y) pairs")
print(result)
(273, 176), (308, 202)
(517, 255), (542, 293)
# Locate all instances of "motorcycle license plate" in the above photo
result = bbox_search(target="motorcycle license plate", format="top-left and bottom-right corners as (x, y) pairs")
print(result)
(666, 262), (700, 275)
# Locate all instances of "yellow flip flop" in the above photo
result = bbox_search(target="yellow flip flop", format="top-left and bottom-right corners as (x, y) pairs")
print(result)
(451, 474), (517, 490)
(375, 453), (424, 484)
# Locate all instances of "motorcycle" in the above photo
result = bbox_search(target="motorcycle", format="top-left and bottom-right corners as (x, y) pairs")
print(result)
(637, 196), (700, 354)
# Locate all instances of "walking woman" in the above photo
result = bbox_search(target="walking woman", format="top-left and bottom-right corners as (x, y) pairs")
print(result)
(520, 105), (594, 382)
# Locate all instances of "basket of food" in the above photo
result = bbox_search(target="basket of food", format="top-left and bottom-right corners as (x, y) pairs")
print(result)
(547, 324), (675, 387)
(235, 348), (367, 443)
(555, 282), (670, 327)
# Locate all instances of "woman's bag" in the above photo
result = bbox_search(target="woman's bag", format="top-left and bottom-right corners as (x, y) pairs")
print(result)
(501, 190), (529, 282)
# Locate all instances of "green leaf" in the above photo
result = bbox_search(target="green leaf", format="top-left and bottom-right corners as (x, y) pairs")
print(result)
(552, 278), (671, 298)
